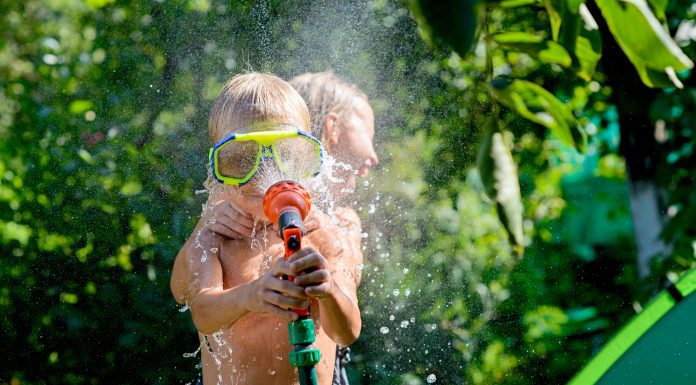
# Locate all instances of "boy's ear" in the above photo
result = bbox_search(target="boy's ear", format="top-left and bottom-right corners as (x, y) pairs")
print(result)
(323, 112), (340, 146)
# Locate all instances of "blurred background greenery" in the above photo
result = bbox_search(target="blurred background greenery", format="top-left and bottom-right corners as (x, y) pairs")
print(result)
(1, 0), (694, 384)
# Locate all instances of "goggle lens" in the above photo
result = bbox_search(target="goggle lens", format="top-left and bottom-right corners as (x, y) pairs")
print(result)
(273, 136), (322, 180)
(216, 141), (259, 179)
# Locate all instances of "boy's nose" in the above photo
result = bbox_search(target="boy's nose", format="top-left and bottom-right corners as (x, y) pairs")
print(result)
(358, 152), (379, 177)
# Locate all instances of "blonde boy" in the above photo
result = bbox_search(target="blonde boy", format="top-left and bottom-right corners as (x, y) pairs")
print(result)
(171, 73), (362, 385)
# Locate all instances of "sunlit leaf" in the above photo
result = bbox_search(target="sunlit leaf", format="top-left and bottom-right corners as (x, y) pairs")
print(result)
(69, 100), (93, 115)
(477, 120), (524, 248)
(498, 0), (541, 8)
(491, 32), (572, 67)
(120, 180), (142, 196)
(489, 77), (586, 152)
(595, 0), (693, 88)
(574, 10), (602, 81)
(85, 0), (115, 9)
(411, 0), (482, 58)
(544, 0), (563, 41)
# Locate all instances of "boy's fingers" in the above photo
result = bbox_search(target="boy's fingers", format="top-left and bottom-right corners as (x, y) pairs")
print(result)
(264, 290), (309, 309)
(263, 304), (299, 321)
(208, 223), (244, 240)
(305, 283), (331, 297)
(293, 270), (330, 286)
(271, 260), (294, 277)
(216, 216), (255, 238)
(214, 201), (256, 229)
(290, 252), (327, 273)
(287, 247), (318, 263)
(219, 208), (256, 231)
(266, 278), (307, 299)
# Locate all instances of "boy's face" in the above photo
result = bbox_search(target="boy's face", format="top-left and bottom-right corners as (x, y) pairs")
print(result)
(332, 98), (379, 198)
(214, 122), (318, 221)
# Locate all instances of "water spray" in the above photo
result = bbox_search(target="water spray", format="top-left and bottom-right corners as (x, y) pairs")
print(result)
(263, 180), (321, 385)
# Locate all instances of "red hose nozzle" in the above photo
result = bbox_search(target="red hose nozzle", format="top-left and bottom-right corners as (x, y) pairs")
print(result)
(263, 181), (312, 234)
(263, 181), (312, 317)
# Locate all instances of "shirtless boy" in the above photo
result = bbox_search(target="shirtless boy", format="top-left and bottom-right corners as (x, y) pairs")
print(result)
(171, 73), (362, 385)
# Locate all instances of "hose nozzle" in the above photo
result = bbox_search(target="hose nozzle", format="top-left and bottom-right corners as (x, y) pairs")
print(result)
(263, 181), (312, 238)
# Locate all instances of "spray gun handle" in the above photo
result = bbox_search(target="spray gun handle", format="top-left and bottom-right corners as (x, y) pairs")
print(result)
(283, 227), (310, 317)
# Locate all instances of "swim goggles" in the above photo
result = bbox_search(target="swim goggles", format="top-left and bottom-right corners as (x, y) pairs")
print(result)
(209, 128), (324, 186)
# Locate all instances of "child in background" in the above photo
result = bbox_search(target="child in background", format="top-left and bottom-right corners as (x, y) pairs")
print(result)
(172, 73), (362, 385)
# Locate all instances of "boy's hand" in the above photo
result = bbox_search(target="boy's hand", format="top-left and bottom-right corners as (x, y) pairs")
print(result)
(246, 258), (309, 320)
(288, 247), (334, 299)
(207, 200), (260, 240)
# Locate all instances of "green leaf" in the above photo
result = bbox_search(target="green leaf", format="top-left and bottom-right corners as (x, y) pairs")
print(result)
(85, 0), (115, 8)
(595, 0), (693, 88)
(411, 0), (482, 58)
(477, 120), (524, 248)
(489, 77), (586, 151)
(120, 180), (142, 196)
(574, 11), (602, 81)
(69, 100), (93, 115)
(77, 149), (94, 164)
(544, 0), (563, 41)
(491, 32), (572, 67)
(498, 0), (540, 7)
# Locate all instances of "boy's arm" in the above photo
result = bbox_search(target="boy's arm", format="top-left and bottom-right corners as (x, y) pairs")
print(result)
(170, 218), (205, 305)
(296, 210), (364, 346)
(171, 200), (260, 305)
(189, 232), (309, 334)
(290, 247), (362, 347)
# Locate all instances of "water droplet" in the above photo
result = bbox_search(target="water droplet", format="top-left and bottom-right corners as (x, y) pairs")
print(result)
(380, 326), (389, 334)
(405, 288), (411, 297)
(427, 374), (437, 383)
(267, 369), (276, 376)
(178, 303), (189, 313)
(400, 320), (409, 328)
(389, 315), (395, 321)
(403, 268), (409, 274)
(410, 317), (416, 323)
(392, 289), (400, 297)
(210, 247), (219, 253)
(368, 204), (376, 214)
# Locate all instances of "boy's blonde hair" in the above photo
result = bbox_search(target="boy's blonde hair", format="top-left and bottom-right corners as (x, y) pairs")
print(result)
(209, 73), (311, 144)
(289, 72), (368, 140)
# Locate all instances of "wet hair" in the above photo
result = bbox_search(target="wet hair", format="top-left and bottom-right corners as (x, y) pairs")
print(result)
(208, 73), (311, 144)
(289, 72), (368, 140)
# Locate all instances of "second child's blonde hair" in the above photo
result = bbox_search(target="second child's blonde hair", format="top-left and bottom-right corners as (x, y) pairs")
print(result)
(208, 73), (311, 144)
(289, 72), (368, 140)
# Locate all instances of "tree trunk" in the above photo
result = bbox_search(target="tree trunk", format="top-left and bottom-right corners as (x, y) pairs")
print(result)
(589, 2), (670, 277)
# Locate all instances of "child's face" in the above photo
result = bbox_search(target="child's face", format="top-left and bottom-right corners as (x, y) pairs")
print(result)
(214, 123), (319, 221)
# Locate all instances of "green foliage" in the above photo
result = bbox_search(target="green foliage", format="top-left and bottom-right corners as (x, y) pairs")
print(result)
(595, 0), (693, 88)
(1, 1), (694, 385)
(411, 0), (482, 57)
(489, 77), (586, 152)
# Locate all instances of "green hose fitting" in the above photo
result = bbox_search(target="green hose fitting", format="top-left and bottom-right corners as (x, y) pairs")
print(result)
(288, 319), (316, 345)
(289, 348), (321, 367)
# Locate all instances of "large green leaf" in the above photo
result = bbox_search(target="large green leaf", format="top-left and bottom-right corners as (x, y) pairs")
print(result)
(595, 0), (693, 88)
(477, 120), (524, 248)
(411, 0), (482, 58)
(552, 1), (602, 81)
(489, 77), (586, 152)
(491, 32), (572, 67)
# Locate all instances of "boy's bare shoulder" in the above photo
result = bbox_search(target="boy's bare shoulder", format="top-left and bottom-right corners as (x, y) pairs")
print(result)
(334, 206), (361, 231)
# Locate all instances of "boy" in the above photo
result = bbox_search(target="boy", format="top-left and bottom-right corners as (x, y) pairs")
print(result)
(171, 73), (362, 385)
